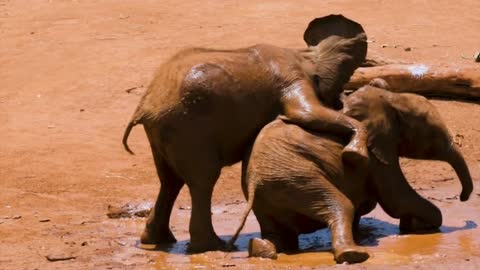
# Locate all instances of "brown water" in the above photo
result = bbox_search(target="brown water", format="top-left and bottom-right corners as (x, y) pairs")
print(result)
(136, 204), (480, 269)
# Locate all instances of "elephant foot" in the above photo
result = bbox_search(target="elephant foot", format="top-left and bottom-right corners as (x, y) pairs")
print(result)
(400, 216), (441, 234)
(333, 246), (370, 264)
(140, 226), (177, 245)
(187, 235), (226, 253)
(248, 238), (278, 259)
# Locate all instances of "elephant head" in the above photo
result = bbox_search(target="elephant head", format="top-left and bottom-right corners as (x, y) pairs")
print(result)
(343, 85), (473, 206)
(301, 14), (368, 110)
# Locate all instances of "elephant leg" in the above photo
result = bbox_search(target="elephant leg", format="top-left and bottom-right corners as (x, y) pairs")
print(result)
(141, 145), (184, 245)
(399, 215), (442, 233)
(250, 203), (298, 258)
(327, 201), (370, 264)
(352, 213), (361, 240)
(261, 226), (298, 253)
(294, 184), (369, 264)
(184, 160), (224, 253)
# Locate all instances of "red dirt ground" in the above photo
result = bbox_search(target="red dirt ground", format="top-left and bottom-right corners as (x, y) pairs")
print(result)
(1, 0), (479, 269)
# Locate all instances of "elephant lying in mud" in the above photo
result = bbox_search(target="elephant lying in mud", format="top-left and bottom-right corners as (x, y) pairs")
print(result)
(122, 15), (370, 251)
(228, 85), (473, 264)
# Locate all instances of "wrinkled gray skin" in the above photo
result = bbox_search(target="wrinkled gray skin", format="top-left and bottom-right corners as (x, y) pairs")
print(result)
(122, 15), (370, 252)
(229, 85), (473, 264)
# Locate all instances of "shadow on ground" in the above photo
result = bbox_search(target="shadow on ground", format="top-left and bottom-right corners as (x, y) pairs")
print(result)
(136, 218), (477, 255)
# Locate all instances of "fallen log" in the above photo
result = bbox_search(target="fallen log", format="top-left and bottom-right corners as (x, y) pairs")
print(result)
(346, 64), (480, 100)
(361, 50), (410, 67)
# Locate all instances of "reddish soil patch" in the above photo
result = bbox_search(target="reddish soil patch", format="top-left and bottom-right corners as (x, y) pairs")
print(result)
(1, 0), (479, 269)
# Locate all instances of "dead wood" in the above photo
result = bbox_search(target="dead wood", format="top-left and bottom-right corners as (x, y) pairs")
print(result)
(361, 50), (410, 67)
(347, 64), (480, 100)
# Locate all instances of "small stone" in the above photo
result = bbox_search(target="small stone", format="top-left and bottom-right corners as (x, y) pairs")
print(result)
(45, 254), (76, 262)
(404, 47), (412, 51)
(107, 203), (152, 218)
(39, 219), (50, 222)
(381, 44), (388, 48)
(475, 51), (480, 62)
(80, 109), (85, 112)
(12, 215), (22, 219)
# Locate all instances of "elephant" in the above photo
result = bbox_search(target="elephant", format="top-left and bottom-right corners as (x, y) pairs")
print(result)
(228, 84), (473, 264)
(122, 15), (371, 251)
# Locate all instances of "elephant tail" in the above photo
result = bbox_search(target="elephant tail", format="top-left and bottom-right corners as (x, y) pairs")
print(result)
(122, 109), (144, 155)
(226, 175), (257, 250)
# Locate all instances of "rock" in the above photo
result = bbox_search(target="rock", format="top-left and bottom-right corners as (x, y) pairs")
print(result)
(404, 47), (412, 51)
(107, 203), (152, 219)
(45, 254), (76, 262)
(454, 134), (464, 147)
(114, 240), (127, 246)
(3, 215), (22, 220)
(475, 51), (480, 62)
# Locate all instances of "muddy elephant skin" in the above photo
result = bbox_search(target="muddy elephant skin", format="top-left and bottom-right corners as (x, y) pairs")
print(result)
(122, 15), (370, 252)
(229, 86), (473, 264)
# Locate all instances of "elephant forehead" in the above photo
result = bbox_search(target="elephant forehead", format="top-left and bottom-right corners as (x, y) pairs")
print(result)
(345, 87), (392, 108)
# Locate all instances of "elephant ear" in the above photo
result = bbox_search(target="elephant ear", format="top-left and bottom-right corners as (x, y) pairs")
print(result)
(303, 14), (368, 94)
(367, 122), (397, 165)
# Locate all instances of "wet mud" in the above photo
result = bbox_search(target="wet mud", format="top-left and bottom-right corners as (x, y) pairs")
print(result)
(135, 204), (480, 269)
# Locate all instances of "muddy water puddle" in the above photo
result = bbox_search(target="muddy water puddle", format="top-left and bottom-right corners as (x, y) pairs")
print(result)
(118, 204), (480, 268)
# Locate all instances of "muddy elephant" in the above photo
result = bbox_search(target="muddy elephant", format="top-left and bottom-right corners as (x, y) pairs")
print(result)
(228, 85), (473, 263)
(122, 15), (370, 251)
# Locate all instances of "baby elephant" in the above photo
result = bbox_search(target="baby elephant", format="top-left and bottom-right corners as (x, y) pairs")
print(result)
(228, 85), (473, 264)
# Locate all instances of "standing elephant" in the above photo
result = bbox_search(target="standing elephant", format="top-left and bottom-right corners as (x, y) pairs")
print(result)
(122, 15), (370, 251)
(228, 85), (473, 264)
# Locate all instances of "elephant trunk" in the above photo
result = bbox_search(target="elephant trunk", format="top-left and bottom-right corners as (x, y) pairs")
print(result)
(445, 145), (473, 201)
